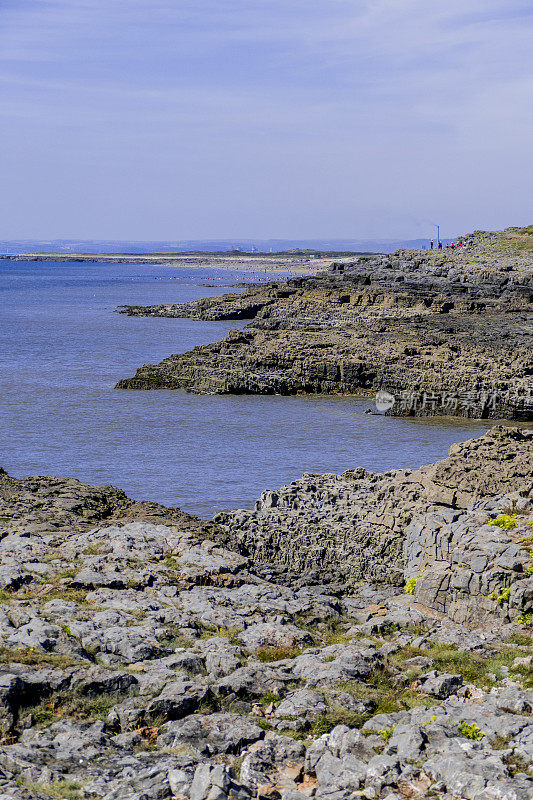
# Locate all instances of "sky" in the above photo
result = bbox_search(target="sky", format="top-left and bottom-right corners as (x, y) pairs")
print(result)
(0, 0), (532, 241)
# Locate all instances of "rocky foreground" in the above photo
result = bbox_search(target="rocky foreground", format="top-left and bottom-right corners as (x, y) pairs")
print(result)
(115, 231), (533, 420)
(0, 426), (531, 799)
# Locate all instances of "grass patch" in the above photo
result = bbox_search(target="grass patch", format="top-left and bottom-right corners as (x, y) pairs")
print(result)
(22, 780), (95, 800)
(197, 623), (243, 646)
(506, 632), (533, 646)
(337, 667), (441, 718)
(255, 691), (281, 707)
(232, 756), (244, 778)
(126, 609), (147, 621)
(490, 734), (514, 750)
(256, 645), (305, 662)
(30, 688), (135, 727)
(507, 225), (533, 235)
(31, 588), (92, 604)
(159, 623), (198, 651)
(500, 234), (533, 255)
(312, 710), (369, 737)
(0, 646), (80, 669)
(82, 542), (109, 556)
(292, 613), (357, 646)
(390, 643), (532, 689)
(499, 502), (527, 518)
(215, 628), (245, 647)
(503, 752), (533, 779)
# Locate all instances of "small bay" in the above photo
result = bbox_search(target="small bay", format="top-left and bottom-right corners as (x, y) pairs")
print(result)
(0, 260), (489, 517)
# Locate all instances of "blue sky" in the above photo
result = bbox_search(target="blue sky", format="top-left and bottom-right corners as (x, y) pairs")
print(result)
(1, 0), (532, 240)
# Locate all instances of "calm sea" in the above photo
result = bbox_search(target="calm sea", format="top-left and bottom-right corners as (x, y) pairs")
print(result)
(0, 260), (489, 517)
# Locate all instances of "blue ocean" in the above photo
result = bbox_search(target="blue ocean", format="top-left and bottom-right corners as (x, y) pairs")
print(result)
(0, 260), (489, 517)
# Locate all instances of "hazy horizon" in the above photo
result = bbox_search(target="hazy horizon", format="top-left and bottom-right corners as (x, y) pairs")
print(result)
(1, 2), (532, 241)
(0, 235), (457, 256)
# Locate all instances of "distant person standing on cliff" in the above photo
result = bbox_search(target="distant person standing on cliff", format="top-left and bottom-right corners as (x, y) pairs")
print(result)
(430, 240), (434, 249)
(438, 241), (443, 249)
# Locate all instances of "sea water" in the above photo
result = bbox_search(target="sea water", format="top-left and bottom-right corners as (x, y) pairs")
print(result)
(0, 260), (490, 517)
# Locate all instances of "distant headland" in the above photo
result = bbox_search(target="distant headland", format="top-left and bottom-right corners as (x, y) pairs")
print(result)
(114, 227), (533, 421)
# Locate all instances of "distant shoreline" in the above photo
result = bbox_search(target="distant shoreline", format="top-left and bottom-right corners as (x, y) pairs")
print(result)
(0, 251), (364, 273)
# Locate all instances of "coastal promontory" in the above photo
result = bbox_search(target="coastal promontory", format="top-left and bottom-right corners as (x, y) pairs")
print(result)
(115, 230), (533, 420)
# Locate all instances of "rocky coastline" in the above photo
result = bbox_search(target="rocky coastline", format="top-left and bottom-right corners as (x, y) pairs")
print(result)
(0, 425), (532, 799)
(115, 232), (533, 420)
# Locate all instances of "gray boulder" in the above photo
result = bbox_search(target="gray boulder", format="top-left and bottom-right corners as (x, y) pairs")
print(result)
(419, 671), (463, 699)
(275, 689), (327, 720)
(239, 622), (312, 651)
(189, 763), (251, 800)
(158, 713), (263, 755)
(147, 679), (211, 722)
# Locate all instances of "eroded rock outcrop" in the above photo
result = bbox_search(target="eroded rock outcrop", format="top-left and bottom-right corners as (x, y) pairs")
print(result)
(404, 489), (533, 627)
(214, 426), (533, 586)
(115, 239), (533, 420)
(116, 314), (532, 419)
(0, 426), (532, 798)
(0, 467), (218, 540)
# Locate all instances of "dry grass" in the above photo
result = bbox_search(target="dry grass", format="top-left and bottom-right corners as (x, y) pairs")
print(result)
(0, 646), (80, 669)
(22, 779), (95, 799)
(499, 228), (533, 255)
(256, 645), (305, 662)
(30, 688), (135, 727)
(390, 643), (533, 689)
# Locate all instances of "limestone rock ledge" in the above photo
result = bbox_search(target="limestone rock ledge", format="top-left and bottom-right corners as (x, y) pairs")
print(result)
(214, 426), (533, 587)
(0, 426), (532, 799)
(115, 243), (533, 420)
(404, 489), (533, 627)
(116, 314), (532, 419)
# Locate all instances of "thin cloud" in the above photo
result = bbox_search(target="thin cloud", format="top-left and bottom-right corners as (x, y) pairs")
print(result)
(0, 0), (532, 238)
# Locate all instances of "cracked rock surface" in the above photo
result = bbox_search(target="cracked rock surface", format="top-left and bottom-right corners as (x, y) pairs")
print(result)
(214, 426), (533, 586)
(0, 427), (531, 799)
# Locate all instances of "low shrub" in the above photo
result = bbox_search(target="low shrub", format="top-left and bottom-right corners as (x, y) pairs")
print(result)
(489, 587), (511, 606)
(460, 721), (485, 740)
(487, 515), (518, 531)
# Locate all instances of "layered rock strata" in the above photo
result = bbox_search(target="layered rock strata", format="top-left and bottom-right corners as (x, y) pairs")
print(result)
(214, 426), (533, 587)
(116, 314), (532, 419)
(0, 467), (217, 541)
(115, 239), (533, 420)
(0, 427), (532, 799)
(404, 489), (533, 627)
